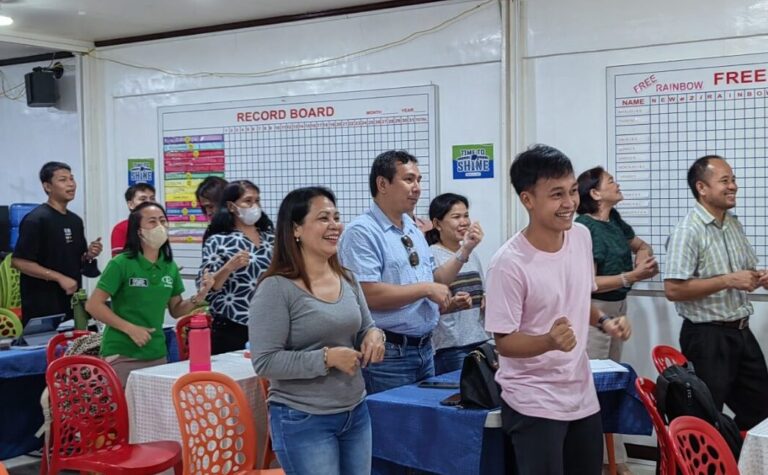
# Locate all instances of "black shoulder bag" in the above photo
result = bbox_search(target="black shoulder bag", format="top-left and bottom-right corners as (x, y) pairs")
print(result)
(459, 342), (502, 409)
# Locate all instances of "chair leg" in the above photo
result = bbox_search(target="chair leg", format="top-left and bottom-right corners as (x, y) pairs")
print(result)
(605, 433), (617, 475)
(174, 460), (183, 475)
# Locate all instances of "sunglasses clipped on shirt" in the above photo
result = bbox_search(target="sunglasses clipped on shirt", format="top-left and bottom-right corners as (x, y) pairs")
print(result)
(400, 235), (420, 267)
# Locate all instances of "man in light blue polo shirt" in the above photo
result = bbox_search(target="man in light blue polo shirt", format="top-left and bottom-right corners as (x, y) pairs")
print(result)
(339, 150), (481, 393)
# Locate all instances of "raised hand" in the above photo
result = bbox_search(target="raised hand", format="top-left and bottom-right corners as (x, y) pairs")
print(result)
(226, 250), (251, 271)
(86, 237), (103, 259)
(603, 315), (632, 341)
(548, 316), (576, 352)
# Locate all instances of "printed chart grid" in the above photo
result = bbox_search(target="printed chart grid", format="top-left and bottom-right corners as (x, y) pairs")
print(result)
(224, 116), (432, 225)
(611, 85), (768, 287)
(158, 87), (438, 271)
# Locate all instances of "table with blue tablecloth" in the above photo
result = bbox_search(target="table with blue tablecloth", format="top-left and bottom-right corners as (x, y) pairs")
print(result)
(0, 326), (179, 460)
(367, 363), (652, 475)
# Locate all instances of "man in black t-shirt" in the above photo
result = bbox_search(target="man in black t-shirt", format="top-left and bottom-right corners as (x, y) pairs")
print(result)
(12, 162), (102, 324)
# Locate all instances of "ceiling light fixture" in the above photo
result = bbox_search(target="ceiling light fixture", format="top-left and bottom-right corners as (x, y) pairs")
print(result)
(0, 15), (12, 26)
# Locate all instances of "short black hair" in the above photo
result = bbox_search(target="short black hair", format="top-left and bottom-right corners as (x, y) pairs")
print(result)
(195, 176), (228, 203)
(687, 155), (723, 200)
(39, 162), (71, 184)
(125, 183), (156, 202)
(369, 150), (418, 197)
(576, 166), (605, 215)
(509, 145), (573, 195)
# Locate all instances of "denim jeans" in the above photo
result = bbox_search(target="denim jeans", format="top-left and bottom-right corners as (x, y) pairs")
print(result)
(363, 341), (434, 394)
(269, 401), (372, 475)
(434, 342), (479, 375)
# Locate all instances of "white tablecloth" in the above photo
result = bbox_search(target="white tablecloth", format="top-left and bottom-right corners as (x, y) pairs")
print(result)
(125, 351), (269, 469)
(739, 417), (768, 475)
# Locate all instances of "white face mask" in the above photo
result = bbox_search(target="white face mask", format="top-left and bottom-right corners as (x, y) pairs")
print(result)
(235, 205), (262, 226)
(140, 225), (168, 249)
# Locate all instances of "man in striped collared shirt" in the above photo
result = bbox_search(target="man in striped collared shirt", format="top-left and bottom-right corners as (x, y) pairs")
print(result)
(664, 154), (768, 430)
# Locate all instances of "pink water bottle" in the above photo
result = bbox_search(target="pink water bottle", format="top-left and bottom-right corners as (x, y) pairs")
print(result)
(188, 314), (212, 372)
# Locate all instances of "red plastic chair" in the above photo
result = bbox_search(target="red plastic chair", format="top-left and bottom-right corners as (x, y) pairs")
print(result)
(669, 416), (740, 475)
(652, 345), (689, 374)
(172, 371), (283, 475)
(635, 377), (677, 475)
(175, 313), (212, 361)
(46, 355), (182, 475)
(258, 377), (279, 470)
(45, 330), (94, 364)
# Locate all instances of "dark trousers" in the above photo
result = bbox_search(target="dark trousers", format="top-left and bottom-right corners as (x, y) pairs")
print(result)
(211, 318), (249, 355)
(501, 401), (603, 475)
(680, 319), (768, 429)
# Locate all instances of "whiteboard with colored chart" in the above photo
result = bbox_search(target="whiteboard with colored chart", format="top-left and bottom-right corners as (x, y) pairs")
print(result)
(608, 54), (768, 291)
(158, 86), (438, 273)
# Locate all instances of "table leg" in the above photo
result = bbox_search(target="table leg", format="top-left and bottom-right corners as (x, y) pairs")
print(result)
(605, 433), (617, 475)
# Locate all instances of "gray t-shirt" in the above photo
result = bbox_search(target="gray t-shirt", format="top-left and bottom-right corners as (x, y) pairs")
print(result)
(248, 274), (374, 414)
(430, 245), (490, 350)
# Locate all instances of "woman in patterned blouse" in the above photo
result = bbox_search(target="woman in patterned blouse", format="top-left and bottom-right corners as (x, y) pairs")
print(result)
(198, 180), (275, 354)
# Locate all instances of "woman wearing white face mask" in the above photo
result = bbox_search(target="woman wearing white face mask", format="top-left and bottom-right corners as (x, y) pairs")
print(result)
(86, 202), (214, 386)
(200, 180), (275, 354)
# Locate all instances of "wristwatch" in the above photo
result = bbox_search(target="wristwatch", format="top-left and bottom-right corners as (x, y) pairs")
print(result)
(596, 314), (615, 333)
(455, 250), (469, 264)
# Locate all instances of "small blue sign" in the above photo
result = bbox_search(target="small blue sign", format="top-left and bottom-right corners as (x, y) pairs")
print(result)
(452, 144), (494, 180)
(128, 159), (155, 187)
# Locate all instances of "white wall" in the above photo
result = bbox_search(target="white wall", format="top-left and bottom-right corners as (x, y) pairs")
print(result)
(83, 0), (505, 298)
(0, 57), (83, 216)
(520, 0), (768, 445)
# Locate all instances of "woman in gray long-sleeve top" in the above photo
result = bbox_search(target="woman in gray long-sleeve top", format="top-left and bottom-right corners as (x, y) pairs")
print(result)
(249, 186), (386, 475)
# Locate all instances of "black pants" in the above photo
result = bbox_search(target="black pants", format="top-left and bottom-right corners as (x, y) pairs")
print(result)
(211, 318), (249, 355)
(680, 319), (768, 429)
(501, 401), (603, 475)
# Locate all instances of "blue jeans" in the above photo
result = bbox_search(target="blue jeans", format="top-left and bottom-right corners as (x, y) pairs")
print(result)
(434, 343), (478, 375)
(269, 401), (372, 475)
(363, 341), (434, 394)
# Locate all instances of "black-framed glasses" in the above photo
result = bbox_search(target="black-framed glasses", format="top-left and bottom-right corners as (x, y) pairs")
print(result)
(401, 235), (420, 267)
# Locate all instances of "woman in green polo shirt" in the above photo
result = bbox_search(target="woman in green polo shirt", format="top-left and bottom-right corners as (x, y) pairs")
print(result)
(575, 166), (658, 473)
(86, 202), (214, 386)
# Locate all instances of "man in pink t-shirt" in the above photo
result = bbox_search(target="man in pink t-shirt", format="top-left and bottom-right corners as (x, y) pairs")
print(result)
(485, 145), (632, 474)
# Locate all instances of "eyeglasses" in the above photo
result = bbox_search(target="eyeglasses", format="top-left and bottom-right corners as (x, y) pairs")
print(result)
(400, 235), (420, 267)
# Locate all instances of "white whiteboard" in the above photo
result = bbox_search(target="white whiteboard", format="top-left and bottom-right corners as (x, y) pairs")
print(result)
(158, 86), (438, 271)
(608, 54), (768, 290)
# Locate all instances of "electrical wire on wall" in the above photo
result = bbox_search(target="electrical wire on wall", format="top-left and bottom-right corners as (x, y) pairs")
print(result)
(84, 0), (495, 80)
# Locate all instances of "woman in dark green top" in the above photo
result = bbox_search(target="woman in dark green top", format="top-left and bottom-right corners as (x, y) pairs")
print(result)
(575, 166), (658, 473)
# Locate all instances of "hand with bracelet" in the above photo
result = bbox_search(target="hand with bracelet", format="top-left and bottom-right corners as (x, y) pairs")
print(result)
(455, 221), (484, 263)
(597, 314), (632, 341)
(191, 268), (214, 306)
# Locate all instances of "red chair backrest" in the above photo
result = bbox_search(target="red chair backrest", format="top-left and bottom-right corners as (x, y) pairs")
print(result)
(175, 313), (212, 361)
(635, 377), (677, 475)
(258, 377), (278, 470)
(45, 355), (129, 459)
(669, 415), (740, 475)
(652, 345), (688, 374)
(46, 330), (94, 364)
(172, 371), (258, 475)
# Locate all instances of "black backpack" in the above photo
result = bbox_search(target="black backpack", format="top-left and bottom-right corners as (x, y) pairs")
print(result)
(459, 342), (502, 409)
(655, 362), (742, 458)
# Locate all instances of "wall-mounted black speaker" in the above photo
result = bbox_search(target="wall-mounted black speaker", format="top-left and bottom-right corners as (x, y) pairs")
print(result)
(25, 67), (59, 107)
